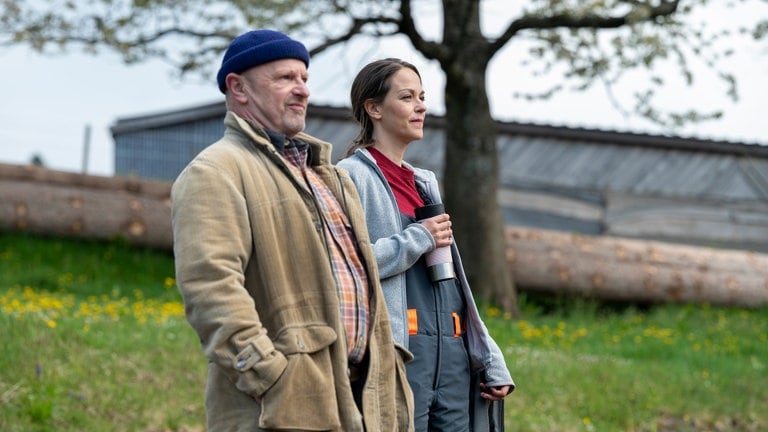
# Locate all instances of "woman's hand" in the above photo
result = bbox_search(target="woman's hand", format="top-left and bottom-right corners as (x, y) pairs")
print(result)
(479, 383), (510, 401)
(420, 213), (453, 248)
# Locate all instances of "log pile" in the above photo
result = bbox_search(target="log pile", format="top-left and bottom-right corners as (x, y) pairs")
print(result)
(505, 227), (768, 307)
(0, 163), (172, 250)
(2, 163), (767, 307)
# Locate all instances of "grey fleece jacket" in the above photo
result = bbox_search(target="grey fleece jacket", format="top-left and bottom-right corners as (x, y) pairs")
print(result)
(337, 148), (514, 390)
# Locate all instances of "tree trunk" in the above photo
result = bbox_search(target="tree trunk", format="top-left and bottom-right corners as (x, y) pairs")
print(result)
(441, 0), (520, 315)
(0, 163), (172, 250)
(506, 226), (768, 307)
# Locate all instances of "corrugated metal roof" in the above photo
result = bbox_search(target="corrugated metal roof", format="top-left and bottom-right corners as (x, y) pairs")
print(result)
(111, 101), (768, 203)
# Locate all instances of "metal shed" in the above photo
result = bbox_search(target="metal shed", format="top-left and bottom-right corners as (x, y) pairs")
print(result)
(111, 102), (768, 252)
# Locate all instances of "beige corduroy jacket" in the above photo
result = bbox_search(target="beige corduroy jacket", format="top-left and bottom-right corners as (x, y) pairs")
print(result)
(171, 112), (414, 432)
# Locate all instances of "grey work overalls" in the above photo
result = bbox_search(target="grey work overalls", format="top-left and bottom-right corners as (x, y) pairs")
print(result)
(401, 211), (471, 431)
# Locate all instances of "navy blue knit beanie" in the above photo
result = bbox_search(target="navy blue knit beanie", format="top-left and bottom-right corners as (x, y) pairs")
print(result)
(216, 29), (310, 93)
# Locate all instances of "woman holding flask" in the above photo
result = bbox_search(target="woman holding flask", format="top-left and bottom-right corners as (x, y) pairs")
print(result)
(338, 58), (514, 431)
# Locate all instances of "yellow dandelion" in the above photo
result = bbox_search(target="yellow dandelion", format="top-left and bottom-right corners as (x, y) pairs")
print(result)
(164, 277), (176, 289)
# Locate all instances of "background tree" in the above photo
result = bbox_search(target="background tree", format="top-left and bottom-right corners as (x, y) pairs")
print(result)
(3, 0), (765, 314)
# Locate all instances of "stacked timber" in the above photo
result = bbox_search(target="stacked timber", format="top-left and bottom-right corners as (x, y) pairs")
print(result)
(505, 227), (768, 307)
(0, 163), (172, 249)
(2, 163), (767, 307)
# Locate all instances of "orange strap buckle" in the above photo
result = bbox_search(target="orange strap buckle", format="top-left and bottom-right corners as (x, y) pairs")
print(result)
(408, 309), (418, 335)
(452, 312), (462, 337)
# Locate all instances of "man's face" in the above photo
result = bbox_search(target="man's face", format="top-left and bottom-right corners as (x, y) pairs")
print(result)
(240, 59), (309, 137)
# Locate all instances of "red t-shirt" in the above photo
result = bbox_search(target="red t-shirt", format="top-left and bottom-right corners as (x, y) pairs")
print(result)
(369, 147), (424, 217)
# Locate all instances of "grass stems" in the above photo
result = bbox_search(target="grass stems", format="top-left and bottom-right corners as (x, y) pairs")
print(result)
(1, 232), (766, 431)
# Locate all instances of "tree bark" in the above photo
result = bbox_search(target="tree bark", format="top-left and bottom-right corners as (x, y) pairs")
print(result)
(440, 0), (520, 315)
(0, 163), (172, 250)
(506, 226), (768, 307)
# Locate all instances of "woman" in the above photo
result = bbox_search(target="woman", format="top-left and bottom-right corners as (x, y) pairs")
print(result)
(338, 58), (514, 431)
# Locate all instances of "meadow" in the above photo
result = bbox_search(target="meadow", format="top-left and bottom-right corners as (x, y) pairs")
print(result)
(1, 232), (766, 431)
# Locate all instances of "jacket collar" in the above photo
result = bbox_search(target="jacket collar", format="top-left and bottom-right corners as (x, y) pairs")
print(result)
(355, 147), (419, 175)
(224, 111), (333, 166)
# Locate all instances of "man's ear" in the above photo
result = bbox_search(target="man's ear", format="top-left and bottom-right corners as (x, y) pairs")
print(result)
(364, 99), (382, 120)
(226, 73), (249, 103)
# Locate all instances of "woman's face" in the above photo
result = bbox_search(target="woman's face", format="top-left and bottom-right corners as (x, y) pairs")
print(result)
(372, 67), (426, 145)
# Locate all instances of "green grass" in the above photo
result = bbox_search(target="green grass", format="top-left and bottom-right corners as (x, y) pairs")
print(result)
(0, 233), (205, 432)
(1, 232), (767, 431)
(487, 297), (768, 431)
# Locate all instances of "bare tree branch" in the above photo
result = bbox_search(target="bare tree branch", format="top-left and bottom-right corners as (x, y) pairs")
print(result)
(491, 0), (681, 53)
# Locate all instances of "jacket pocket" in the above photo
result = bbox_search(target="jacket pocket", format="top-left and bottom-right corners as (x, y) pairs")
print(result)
(258, 324), (340, 430)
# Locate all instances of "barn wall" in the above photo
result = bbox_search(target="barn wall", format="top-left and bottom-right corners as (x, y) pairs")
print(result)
(110, 103), (768, 252)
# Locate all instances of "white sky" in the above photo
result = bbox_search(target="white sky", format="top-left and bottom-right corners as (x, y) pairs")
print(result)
(1, 2), (766, 177)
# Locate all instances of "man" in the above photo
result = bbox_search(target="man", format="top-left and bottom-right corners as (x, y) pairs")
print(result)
(171, 29), (414, 432)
